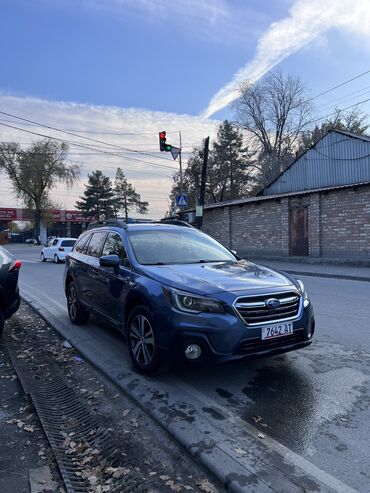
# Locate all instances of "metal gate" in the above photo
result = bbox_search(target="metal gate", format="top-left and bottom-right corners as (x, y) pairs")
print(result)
(290, 207), (309, 256)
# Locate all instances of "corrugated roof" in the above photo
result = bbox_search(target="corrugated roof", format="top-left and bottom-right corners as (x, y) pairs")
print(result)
(259, 130), (370, 196)
(197, 181), (370, 211)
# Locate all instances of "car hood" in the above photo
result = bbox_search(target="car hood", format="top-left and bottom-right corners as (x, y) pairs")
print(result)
(141, 260), (293, 295)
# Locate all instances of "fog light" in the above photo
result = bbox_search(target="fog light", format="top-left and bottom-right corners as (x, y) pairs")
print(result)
(307, 331), (312, 339)
(185, 344), (202, 360)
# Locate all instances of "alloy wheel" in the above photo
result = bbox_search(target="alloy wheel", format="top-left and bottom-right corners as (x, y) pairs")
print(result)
(67, 284), (77, 321)
(130, 315), (155, 366)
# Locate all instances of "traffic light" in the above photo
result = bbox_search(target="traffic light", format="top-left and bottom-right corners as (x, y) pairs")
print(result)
(159, 131), (172, 152)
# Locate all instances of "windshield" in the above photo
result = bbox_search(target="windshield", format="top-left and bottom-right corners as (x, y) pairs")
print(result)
(127, 228), (236, 265)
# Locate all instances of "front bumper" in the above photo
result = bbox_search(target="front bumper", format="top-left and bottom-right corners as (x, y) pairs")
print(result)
(162, 303), (315, 365)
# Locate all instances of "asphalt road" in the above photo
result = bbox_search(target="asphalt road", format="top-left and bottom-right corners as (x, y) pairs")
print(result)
(6, 244), (370, 493)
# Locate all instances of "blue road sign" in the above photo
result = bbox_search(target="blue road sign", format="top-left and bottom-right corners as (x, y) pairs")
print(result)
(176, 194), (188, 207)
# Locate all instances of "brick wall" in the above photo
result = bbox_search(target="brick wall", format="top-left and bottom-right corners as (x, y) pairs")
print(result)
(202, 184), (370, 260)
(320, 186), (370, 258)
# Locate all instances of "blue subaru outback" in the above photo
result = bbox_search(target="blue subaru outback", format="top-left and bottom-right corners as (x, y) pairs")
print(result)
(64, 220), (315, 374)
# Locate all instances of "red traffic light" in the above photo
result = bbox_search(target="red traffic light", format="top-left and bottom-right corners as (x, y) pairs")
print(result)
(159, 131), (166, 139)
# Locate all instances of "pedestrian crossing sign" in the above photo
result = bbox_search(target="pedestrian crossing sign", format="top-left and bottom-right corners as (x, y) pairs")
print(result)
(176, 194), (188, 207)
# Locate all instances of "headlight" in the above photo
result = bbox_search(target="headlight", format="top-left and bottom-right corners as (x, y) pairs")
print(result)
(163, 288), (224, 314)
(297, 279), (310, 307)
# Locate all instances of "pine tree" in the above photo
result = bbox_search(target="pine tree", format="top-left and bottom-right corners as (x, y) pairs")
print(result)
(114, 168), (149, 221)
(76, 170), (116, 220)
(170, 120), (257, 210)
(211, 120), (257, 201)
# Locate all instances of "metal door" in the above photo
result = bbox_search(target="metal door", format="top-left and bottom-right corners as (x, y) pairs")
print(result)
(290, 207), (309, 256)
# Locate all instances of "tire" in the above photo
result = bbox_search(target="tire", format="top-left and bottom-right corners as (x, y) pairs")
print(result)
(41, 252), (46, 262)
(54, 254), (60, 264)
(127, 305), (161, 375)
(0, 310), (4, 338)
(66, 281), (90, 325)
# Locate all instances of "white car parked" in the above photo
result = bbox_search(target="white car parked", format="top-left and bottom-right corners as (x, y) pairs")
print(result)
(41, 237), (77, 263)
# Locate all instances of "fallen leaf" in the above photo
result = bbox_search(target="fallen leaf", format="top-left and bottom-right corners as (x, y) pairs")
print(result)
(122, 409), (130, 417)
(258, 432), (266, 439)
(234, 447), (247, 456)
(23, 425), (35, 433)
(196, 479), (218, 493)
(160, 475), (170, 481)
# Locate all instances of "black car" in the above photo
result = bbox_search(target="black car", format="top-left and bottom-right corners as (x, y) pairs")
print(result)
(64, 220), (315, 374)
(0, 246), (21, 337)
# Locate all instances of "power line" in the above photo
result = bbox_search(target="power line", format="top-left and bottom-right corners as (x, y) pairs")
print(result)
(0, 109), (177, 163)
(0, 121), (178, 171)
(0, 119), (179, 136)
(309, 97), (370, 125)
(307, 69), (370, 103)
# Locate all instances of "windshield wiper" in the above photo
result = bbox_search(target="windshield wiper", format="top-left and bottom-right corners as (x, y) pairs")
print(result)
(143, 262), (166, 265)
(195, 259), (226, 263)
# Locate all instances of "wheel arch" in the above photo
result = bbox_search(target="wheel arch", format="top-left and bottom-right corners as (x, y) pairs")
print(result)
(123, 292), (153, 335)
(64, 273), (74, 294)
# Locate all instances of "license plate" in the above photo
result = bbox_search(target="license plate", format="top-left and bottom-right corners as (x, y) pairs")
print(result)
(261, 322), (293, 340)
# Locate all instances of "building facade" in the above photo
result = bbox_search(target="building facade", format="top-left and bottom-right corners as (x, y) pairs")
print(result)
(197, 130), (370, 261)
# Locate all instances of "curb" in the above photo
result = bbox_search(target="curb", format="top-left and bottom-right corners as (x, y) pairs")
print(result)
(20, 294), (276, 493)
(19, 293), (354, 493)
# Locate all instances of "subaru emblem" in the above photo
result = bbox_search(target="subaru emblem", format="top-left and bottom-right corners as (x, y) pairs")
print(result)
(265, 298), (280, 309)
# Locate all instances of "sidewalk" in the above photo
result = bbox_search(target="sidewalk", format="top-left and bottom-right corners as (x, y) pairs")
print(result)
(250, 258), (370, 282)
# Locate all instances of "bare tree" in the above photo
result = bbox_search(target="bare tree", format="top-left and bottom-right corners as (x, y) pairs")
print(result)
(170, 121), (257, 210)
(299, 106), (369, 151)
(0, 139), (79, 241)
(234, 71), (312, 187)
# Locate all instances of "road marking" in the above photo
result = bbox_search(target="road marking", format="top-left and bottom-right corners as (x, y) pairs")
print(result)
(170, 377), (360, 493)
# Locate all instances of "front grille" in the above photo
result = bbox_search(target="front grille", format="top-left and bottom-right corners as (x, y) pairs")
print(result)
(234, 291), (301, 325)
(237, 331), (305, 355)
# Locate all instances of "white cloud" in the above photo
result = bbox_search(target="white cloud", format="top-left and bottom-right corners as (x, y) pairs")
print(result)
(0, 94), (218, 218)
(202, 0), (370, 118)
(65, 0), (268, 43)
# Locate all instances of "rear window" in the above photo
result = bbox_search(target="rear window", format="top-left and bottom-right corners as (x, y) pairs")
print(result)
(61, 240), (76, 247)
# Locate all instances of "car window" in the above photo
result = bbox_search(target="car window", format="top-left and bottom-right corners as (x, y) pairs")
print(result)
(85, 231), (106, 258)
(61, 239), (76, 247)
(127, 228), (236, 265)
(52, 239), (58, 246)
(74, 234), (91, 253)
(101, 232), (128, 264)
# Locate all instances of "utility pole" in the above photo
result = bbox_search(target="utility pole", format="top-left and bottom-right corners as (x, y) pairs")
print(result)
(179, 131), (183, 220)
(197, 136), (209, 229)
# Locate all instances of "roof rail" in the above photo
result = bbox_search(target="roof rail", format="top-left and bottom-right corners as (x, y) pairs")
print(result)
(87, 219), (127, 230)
(159, 219), (194, 228)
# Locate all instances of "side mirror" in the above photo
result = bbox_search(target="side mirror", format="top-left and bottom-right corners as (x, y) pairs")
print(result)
(99, 254), (120, 273)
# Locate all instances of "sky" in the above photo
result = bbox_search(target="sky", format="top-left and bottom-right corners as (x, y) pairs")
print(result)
(0, 0), (370, 218)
